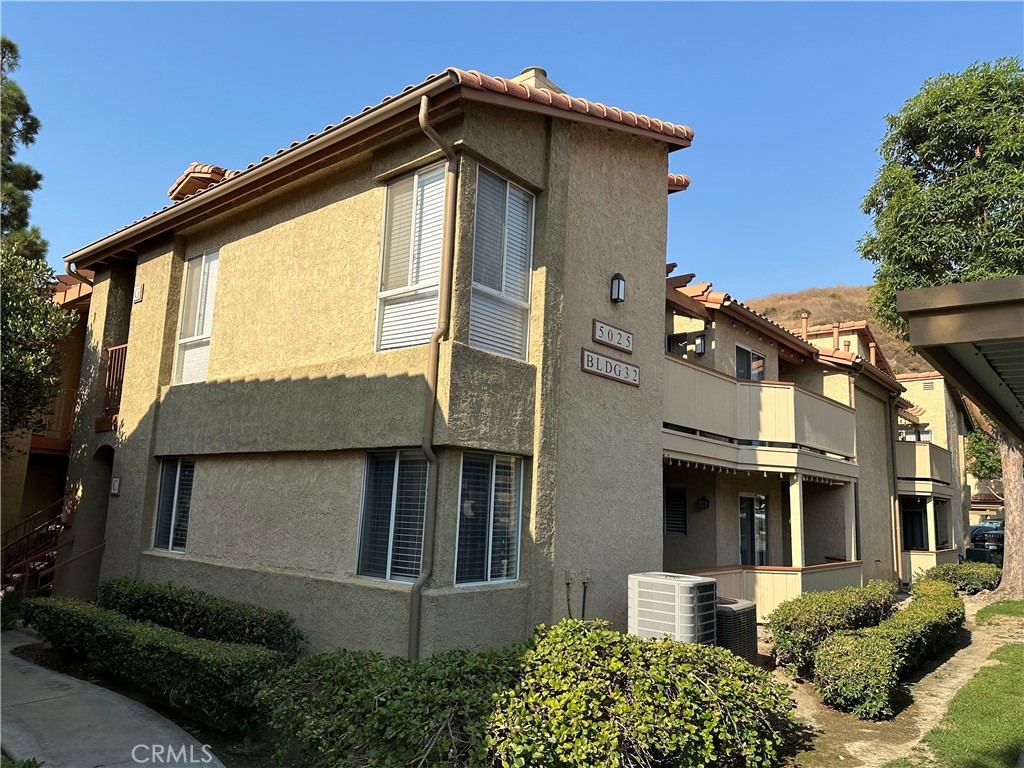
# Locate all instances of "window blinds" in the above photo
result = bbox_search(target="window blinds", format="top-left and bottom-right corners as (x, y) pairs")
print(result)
(357, 451), (427, 582)
(176, 251), (219, 384)
(469, 168), (534, 360)
(378, 166), (445, 351)
(456, 453), (521, 585)
(154, 457), (195, 552)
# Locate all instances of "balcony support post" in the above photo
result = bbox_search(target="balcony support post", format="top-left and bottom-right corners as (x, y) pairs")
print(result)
(926, 496), (938, 552)
(843, 481), (857, 561)
(789, 474), (805, 568)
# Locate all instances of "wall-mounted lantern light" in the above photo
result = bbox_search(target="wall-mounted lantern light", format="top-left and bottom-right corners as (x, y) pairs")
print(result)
(610, 273), (626, 303)
(694, 334), (706, 355)
(696, 496), (710, 510)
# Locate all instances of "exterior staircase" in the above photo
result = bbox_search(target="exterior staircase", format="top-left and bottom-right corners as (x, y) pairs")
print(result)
(2, 499), (68, 595)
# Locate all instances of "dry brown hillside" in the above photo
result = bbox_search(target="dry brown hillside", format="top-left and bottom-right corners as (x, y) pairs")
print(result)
(745, 285), (932, 374)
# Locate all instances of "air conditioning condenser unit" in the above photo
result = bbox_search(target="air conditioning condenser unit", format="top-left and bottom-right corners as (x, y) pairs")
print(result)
(627, 572), (716, 644)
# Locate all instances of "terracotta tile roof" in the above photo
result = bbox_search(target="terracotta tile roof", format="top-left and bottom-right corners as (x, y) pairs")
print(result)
(67, 66), (693, 267)
(972, 493), (1002, 504)
(668, 173), (690, 193)
(449, 68), (694, 143)
(678, 280), (818, 356)
(896, 371), (943, 381)
(168, 163), (239, 201)
(803, 319), (896, 378)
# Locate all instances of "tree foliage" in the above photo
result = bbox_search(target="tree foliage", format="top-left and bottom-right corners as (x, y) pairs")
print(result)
(967, 429), (1003, 480)
(1, 241), (76, 443)
(1, 35), (43, 238)
(860, 58), (1024, 336)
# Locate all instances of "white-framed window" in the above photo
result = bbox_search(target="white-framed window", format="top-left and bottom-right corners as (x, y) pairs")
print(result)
(455, 452), (522, 585)
(469, 167), (534, 360)
(174, 250), (219, 384)
(376, 164), (445, 351)
(154, 457), (195, 553)
(736, 344), (765, 381)
(356, 450), (428, 582)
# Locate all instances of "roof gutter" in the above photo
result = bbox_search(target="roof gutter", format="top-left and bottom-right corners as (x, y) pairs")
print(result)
(66, 262), (93, 287)
(65, 72), (459, 270)
(408, 94), (458, 660)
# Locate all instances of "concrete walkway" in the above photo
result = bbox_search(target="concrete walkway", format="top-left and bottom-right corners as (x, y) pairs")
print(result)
(2, 629), (224, 767)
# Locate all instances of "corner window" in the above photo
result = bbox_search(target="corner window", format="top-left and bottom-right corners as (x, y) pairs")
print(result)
(357, 451), (427, 582)
(456, 453), (522, 585)
(175, 250), (219, 384)
(469, 167), (534, 360)
(154, 457), (194, 552)
(736, 345), (765, 381)
(376, 165), (445, 351)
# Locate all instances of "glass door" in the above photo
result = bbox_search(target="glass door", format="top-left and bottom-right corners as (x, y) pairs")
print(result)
(740, 495), (769, 565)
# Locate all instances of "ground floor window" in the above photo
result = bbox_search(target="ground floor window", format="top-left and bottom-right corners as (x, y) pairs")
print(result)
(739, 494), (768, 565)
(154, 457), (195, 553)
(456, 453), (522, 585)
(357, 450), (428, 582)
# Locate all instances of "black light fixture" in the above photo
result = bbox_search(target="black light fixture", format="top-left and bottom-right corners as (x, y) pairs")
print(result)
(694, 333), (706, 355)
(697, 496), (710, 510)
(610, 273), (626, 303)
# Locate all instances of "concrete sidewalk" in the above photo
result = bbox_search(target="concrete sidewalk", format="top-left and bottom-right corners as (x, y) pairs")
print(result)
(1, 629), (224, 767)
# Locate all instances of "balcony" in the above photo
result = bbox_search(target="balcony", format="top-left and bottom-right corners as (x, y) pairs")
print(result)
(95, 344), (127, 433)
(663, 355), (857, 472)
(896, 441), (953, 486)
(685, 562), (864, 622)
(29, 388), (78, 454)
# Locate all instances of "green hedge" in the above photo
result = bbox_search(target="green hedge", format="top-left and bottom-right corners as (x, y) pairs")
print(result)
(262, 620), (799, 768)
(813, 579), (965, 719)
(97, 578), (305, 661)
(261, 643), (527, 767)
(488, 620), (798, 768)
(918, 562), (1001, 594)
(767, 579), (898, 678)
(24, 597), (285, 730)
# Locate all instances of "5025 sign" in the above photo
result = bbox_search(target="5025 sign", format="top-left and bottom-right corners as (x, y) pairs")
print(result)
(592, 320), (633, 353)
(581, 349), (640, 387)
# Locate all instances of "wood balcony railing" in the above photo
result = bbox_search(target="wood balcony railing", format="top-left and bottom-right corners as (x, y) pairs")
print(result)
(896, 441), (953, 485)
(35, 387), (77, 441)
(663, 355), (857, 459)
(96, 344), (128, 432)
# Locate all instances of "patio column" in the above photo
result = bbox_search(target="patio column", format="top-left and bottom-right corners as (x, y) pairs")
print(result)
(925, 496), (937, 552)
(843, 481), (857, 561)
(789, 474), (805, 568)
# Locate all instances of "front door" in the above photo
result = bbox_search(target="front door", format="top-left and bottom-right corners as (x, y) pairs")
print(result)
(740, 495), (769, 565)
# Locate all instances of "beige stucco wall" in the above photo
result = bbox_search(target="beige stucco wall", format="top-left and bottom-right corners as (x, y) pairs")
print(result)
(669, 314), (780, 382)
(851, 379), (898, 581)
(803, 482), (848, 565)
(662, 466), (718, 571)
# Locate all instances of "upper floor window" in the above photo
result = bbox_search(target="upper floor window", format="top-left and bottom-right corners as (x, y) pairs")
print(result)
(175, 250), (219, 384)
(736, 345), (765, 381)
(376, 165), (445, 351)
(357, 450), (427, 582)
(469, 167), (534, 360)
(455, 452), (522, 585)
(154, 457), (194, 553)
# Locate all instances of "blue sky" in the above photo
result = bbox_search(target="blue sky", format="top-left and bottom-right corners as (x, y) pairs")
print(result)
(4, 2), (1021, 299)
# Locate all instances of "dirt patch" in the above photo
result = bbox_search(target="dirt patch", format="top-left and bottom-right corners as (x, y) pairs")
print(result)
(774, 592), (1024, 767)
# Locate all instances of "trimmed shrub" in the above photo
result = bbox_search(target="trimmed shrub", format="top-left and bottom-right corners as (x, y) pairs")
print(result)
(261, 643), (529, 767)
(97, 578), (305, 661)
(918, 562), (1001, 594)
(767, 579), (898, 677)
(488, 620), (799, 768)
(261, 620), (799, 768)
(24, 597), (285, 730)
(813, 579), (965, 719)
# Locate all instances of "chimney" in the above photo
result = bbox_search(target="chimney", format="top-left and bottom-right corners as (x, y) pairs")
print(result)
(168, 163), (234, 201)
(843, 341), (851, 352)
(832, 323), (840, 351)
(869, 342), (877, 366)
(511, 66), (565, 93)
(800, 313), (809, 340)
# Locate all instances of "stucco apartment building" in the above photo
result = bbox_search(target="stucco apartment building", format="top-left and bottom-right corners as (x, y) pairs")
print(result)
(56, 66), (972, 655)
(57, 67), (695, 656)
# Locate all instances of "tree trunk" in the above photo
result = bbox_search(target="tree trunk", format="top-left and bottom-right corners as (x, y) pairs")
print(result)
(993, 428), (1023, 599)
